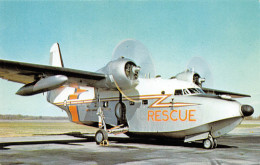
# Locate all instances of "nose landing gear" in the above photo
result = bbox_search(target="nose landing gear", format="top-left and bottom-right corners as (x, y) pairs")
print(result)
(203, 135), (217, 149)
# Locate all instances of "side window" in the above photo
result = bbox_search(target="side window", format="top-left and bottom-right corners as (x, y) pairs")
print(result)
(174, 89), (183, 95)
(129, 101), (135, 105)
(142, 100), (148, 105)
(103, 101), (108, 108)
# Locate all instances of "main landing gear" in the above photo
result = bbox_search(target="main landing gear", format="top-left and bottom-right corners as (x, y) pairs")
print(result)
(203, 135), (217, 149)
(95, 101), (129, 146)
(94, 125), (129, 146)
(95, 104), (110, 146)
(95, 124), (129, 146)
(95, 129), (109, 145)
(95, 89), (129, 146)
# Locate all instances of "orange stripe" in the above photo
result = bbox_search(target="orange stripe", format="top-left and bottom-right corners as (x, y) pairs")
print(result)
(69, 105), (79, 122)
(149, 94), (172, 108)
(69, 94), (78, 100)
(68, 88), (87, 100)
(76, 88), (87, 93)
(57, 94), (198, 108)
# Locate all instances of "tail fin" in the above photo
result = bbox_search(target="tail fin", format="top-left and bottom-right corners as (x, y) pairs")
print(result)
(47, 43), (65, 104)
(50, 43), (64, 67)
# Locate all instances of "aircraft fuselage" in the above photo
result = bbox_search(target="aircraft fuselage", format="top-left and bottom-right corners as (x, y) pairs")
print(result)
(47, 78), (244, 140)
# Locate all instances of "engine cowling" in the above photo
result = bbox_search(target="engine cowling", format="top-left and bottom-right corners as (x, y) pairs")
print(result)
(175, 69), (205, 87)
(95, 57), (140, 90)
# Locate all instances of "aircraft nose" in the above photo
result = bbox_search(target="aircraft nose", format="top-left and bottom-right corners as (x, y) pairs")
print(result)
(241, 105), (254, 117)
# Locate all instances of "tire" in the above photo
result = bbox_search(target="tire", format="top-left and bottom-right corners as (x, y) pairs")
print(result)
(95, 129), (108, 145)
(203, 139), (212, 149)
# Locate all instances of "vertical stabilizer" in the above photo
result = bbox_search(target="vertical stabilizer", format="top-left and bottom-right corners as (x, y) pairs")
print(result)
(50, 43), (64, 67)
(47, 43), (65, 103)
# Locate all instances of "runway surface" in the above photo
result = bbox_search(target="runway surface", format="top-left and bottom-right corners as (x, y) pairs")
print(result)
(0, 126), (260, 165)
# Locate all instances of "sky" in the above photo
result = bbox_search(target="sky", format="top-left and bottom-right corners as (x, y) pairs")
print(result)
(0, 0), (259, 117)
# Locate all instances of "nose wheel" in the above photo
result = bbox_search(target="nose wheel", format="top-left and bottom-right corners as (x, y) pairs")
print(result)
(203, 135), (217, 149)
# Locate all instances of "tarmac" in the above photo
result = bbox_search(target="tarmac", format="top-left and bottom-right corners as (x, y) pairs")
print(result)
(0, 126), (260, 165)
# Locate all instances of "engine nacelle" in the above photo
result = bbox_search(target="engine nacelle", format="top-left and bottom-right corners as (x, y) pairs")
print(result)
(95, 57), (140, 90)
(175, 69), (205, 87)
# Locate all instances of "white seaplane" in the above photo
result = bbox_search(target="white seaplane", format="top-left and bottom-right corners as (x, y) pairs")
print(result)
(0, 39), (254, 149)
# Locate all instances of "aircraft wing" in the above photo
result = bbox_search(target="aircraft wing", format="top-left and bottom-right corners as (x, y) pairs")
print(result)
(0, 59), (106, 86)
(202, 87), (251, 98)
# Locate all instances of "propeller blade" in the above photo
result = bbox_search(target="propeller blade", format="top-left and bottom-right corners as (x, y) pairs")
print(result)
(187, 56), (214, 88)
(112, 39), (155, 78)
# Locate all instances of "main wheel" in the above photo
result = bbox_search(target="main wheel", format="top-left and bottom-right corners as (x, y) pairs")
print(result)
(203, 139), (213, 149)
(95, 129), (108, 145)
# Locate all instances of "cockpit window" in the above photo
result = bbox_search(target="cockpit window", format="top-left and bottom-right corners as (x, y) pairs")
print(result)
(183, 89), (190, 95)
(175, 88), (204, 96)
(174, 89), (183, 95)
(188, 88), (198, 94)
(188, 88), (204, 94)
(197, 88), (205, 94)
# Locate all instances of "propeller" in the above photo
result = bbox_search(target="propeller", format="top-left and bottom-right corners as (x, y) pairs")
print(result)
(187, 56), (214, 88)
(112, 39), (155, 78)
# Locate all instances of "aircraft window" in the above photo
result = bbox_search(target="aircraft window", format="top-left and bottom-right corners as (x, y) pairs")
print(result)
(129, 101), (135, 105)
(103, 101), (108, 108)
(189, 88), (198, 94)
(197, 88), (205, 94)
(142, 100), (148, 105)
(183, 89), (190, 95)
(188, 88), (204, 94)
(175, 88), (204, 96)
(174, 89), (183, 95)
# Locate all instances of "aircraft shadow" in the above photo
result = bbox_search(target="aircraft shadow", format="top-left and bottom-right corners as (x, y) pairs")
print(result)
(108, 136), (237, 149)
(0, 133), (237, 150)
(0, 133), (94, 150)
(65, 132), (238, 149)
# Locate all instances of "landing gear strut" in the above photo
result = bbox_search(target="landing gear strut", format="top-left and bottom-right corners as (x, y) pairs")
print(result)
(203, 135), (217, 149)
(95, 89), (109, 146)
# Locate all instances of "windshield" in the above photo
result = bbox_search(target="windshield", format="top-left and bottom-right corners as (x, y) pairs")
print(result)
(188, 88), (204, 94)
(174, 88), (204, 96)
